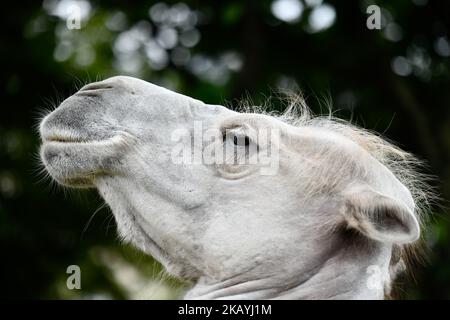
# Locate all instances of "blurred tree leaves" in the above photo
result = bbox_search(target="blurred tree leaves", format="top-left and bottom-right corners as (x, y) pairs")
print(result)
(0, 0), (449, 299)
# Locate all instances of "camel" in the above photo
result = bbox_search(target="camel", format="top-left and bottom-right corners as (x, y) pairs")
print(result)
(39, 76), (431, 299)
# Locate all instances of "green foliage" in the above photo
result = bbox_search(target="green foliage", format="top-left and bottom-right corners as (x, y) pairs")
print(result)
(0, 0), (449, 299)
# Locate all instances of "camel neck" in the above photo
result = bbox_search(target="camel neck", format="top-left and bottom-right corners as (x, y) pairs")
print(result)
(185, 247), (390, 300)
(271, 256), (387, 299)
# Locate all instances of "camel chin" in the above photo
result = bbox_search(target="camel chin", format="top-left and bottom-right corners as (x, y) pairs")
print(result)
(39, 76), (430, 300)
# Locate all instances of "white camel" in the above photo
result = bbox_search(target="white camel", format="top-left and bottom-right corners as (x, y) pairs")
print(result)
(39, 76), (430, 299)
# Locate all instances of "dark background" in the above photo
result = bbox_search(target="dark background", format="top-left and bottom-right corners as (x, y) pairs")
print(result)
(0, 0), (449, 299)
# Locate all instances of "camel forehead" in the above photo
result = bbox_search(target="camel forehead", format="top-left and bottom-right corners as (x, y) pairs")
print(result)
(286, 126), (365, 159)
(296, 126), (414, 206)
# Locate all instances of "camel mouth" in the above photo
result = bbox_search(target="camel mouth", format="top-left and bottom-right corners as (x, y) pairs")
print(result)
(40, 133), (133, 188)
(39, 121), (92, 144)
(43, 135), (88, 143)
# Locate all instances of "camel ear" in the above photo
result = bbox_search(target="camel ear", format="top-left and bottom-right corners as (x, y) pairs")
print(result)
(342, 185), (420, 244)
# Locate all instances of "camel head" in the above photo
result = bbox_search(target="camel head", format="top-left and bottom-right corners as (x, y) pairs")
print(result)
(40, 76), (426, 299)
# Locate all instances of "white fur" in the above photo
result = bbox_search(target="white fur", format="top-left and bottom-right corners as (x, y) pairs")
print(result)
(39, 76), (430, 300)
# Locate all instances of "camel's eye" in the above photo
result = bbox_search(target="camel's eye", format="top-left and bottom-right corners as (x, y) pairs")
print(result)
(220, 127), (258, 169)
(232, 134), (250, 147)
(222, 129), (252, 149)
(216, 126), (261, 178)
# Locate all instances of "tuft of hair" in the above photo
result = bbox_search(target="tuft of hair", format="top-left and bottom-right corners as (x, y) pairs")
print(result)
(236, 91), (438, 296)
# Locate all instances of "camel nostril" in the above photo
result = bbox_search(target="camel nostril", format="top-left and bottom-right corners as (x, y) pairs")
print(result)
(79, 83), (115, 92)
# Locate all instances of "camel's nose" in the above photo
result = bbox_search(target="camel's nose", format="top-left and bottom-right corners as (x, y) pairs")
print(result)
(40, 81), (119, 143)
(75, 76), (168, 97)
(76, 77), (133, 96)
(79, 82), (115, 93)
